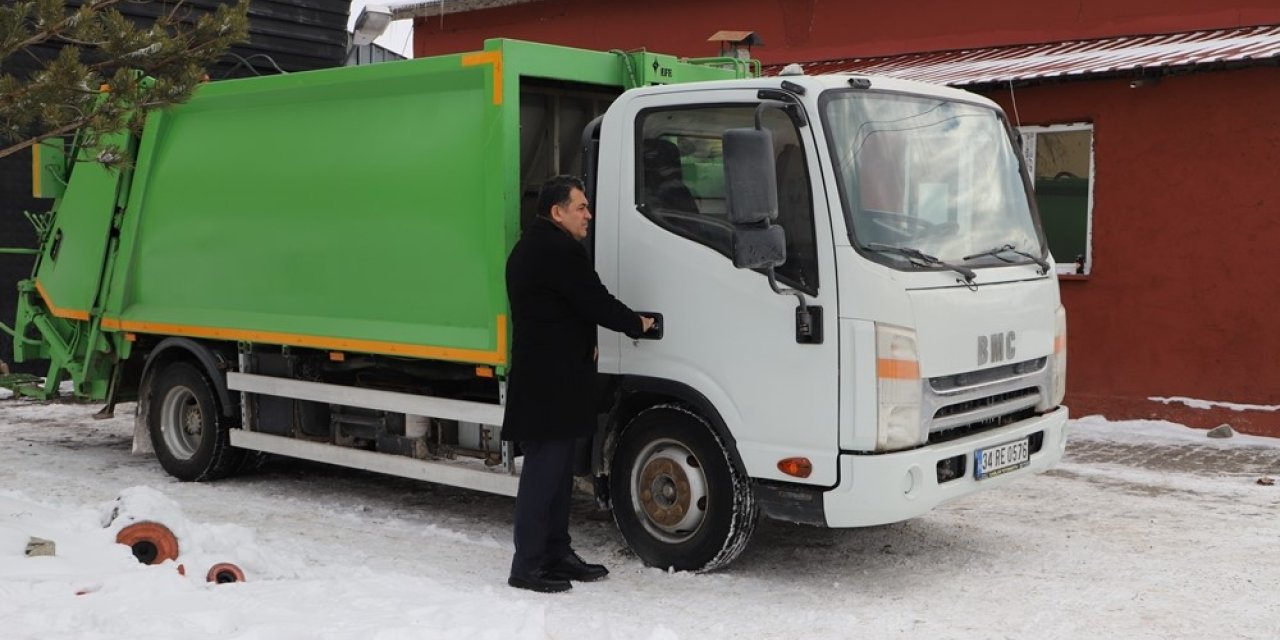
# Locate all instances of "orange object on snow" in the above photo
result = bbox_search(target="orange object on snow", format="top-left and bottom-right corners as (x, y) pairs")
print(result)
(115, 521), (179, 565)
(206, 563), (246, 584)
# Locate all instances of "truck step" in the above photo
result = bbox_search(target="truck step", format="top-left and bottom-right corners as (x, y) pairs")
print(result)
(229, 430), (519, 496)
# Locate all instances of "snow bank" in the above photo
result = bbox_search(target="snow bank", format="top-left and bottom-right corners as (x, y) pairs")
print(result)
(0, 488), (550, 640)
(1069, 414), (1280, 448)
(1149, 395), (1280, 412)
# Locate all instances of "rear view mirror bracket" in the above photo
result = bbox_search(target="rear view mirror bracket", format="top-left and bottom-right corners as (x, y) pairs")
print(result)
(722, 108), (820, 343)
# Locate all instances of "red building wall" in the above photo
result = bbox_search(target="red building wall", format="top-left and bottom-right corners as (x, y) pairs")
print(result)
(415, 0), (1280, 62)
(415, 1), (1280, 434)
(982, 68), (1280, 436)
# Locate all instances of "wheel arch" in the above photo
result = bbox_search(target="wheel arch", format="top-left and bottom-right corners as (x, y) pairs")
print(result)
(599, 375), (746, 479)
(140, 338), (237, 418)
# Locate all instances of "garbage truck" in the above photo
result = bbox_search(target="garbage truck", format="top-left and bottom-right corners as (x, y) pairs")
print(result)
(7, 38), (1068, 571)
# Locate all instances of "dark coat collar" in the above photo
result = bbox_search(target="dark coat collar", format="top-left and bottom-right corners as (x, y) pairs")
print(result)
(527, 216), (585, 252)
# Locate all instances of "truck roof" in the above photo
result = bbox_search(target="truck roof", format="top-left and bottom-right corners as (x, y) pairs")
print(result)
(623, 72), (1004, 111)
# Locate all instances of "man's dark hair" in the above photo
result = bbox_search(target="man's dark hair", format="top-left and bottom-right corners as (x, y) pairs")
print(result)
(537, 175), (586, 219)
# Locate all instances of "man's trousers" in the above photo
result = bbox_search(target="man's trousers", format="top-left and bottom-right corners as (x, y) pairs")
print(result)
(510, 438), (576, 575)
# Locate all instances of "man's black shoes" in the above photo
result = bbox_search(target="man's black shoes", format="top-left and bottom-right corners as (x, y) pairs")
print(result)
(507, 569), (572, 593)
(507, 552), (608, 592)
(542, 552), (609, 582)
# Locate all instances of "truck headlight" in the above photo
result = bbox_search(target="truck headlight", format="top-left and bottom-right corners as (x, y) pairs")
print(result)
(1051, 305), (1067, 407)
(876, 324), (926, 451)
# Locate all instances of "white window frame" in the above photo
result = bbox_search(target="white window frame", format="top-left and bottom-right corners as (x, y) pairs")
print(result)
(1019, 122), (1094, 275)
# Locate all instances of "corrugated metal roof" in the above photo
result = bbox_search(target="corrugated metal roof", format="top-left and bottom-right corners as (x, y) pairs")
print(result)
(773, 25), (1280, 86)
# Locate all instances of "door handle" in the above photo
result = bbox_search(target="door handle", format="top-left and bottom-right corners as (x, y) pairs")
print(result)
(635, 312), (663, 340)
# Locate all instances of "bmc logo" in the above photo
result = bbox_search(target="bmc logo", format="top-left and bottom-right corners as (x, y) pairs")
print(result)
(978, 331), (1017, 366)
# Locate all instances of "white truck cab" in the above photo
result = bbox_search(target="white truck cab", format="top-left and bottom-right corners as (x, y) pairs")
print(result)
(590, 73), (1068, 568)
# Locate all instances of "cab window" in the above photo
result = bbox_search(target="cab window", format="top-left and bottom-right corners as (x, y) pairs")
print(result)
(636, 105), (819, 294)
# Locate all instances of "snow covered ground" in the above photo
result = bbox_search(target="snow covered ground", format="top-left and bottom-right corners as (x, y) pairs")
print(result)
(2, 399), (1277, 640)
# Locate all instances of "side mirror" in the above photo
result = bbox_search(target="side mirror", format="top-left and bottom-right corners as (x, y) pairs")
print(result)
(723, 128), (778, 225)
(723, 116), (815, 341)
(732, 224), (786, 270)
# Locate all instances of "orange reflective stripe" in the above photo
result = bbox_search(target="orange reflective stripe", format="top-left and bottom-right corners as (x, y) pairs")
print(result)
(31, 144), (41, 197)
(98, 315), (509, 366)
(34, 280), (90, 321)
(461, 51), (503, 105)
(876, 358), (920, 380)
(1054, 336), (1066, 354)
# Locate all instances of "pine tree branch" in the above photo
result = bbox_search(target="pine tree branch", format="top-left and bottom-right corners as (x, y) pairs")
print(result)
(1, 0), (125, 58)
(0, 120), (83, 161)
(0, 0), (250, 167)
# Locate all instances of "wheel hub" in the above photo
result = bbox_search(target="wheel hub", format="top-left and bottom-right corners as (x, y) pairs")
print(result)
(183, 405), (202, 436)
(160, 385), (203, 460)
(639, 457), (692, 527)
(631, 441), (710, 542)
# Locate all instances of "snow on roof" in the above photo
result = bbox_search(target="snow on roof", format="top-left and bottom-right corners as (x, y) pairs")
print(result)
(769, 24), (1280, 86)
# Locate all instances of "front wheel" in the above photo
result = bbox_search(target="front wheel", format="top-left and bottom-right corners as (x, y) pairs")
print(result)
(148, 361), (244, 481)
(610, 405), (757, 572)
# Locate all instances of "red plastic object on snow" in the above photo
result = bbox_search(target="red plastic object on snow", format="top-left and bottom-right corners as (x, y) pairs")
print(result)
(115, 522), (179, 565)
(206, 562), (246, 584)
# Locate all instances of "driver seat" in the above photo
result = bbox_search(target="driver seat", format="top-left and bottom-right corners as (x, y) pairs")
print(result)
(642, 139), (699, 214)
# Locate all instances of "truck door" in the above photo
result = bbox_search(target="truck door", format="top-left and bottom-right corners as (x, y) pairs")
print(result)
(611, 91), (840, 486)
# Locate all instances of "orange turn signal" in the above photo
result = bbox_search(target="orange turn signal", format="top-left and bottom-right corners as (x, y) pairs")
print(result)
(777, 457), (813, 478)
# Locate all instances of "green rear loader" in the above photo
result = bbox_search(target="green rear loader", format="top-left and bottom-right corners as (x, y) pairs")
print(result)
(7, 39), (748, 402)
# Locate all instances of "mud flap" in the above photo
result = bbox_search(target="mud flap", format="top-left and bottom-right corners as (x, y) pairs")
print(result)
(132, 400), (155, 455)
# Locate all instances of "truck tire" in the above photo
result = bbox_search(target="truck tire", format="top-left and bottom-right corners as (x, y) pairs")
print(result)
(610, 404), (758, 572)
(148, 361), (244, 481)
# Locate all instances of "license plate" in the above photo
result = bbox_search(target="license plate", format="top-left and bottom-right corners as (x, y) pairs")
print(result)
(974, 438), (1030, 480)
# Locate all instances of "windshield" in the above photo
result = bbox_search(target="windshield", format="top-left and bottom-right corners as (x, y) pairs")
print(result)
(822, 90), (1045, 270)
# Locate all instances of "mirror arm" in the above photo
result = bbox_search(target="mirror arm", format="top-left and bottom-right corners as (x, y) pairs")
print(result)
(767, 266), (820, 343)
(765, 266), (807, 310)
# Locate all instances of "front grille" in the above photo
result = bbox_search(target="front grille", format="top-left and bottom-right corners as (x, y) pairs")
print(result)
(934, 387), (1039, 420)
(928, 407), (1037, 444)
(929, 357), (1046, 392)
(928, 387), (1040, 444)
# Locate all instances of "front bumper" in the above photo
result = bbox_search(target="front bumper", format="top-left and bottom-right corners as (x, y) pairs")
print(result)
(822, 406), (1069, 527)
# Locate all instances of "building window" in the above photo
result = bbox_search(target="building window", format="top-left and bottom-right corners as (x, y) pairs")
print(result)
(1019, 123), (1094, 274)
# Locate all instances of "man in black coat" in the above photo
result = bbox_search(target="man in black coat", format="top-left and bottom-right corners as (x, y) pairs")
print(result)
(503, 175), (654, 593)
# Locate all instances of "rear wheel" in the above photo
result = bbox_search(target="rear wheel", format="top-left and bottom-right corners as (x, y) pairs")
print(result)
(610, 405), (757, 572)
(148, 361), (244, 481)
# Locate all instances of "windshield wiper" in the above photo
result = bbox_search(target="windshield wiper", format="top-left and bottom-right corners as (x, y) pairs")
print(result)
(865, 243), (976, 283)
(963, 244), (1050, 275)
